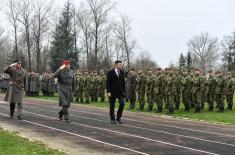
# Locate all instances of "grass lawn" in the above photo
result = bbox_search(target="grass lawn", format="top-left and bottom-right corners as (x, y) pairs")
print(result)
(0, 129), (65, 155)
(1, 92), (234, 125)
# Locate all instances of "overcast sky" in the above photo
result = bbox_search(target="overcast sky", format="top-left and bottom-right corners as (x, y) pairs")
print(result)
(1, 0), (235, 67)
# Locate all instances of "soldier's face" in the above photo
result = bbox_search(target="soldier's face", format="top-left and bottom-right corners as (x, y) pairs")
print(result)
(16, 63), (22, 69)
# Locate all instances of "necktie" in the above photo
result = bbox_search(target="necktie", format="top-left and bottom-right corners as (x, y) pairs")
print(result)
(117, 70), (120, 77)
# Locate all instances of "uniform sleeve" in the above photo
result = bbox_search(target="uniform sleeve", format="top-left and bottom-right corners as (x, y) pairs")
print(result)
(4, 65), (13, 75)
(53, 69), (61, 78)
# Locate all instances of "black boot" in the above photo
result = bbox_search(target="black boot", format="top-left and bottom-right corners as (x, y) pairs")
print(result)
(157, 107), (163, 113)
(10, 103), (15, 119)
(218, 107), (224, 113)
(148, 105), (153, 112)
(58, 111), (63, 121)
(228, 104), (233, 110)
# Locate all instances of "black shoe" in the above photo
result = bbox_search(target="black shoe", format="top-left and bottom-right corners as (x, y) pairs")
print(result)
(116, 119), (123, 124)
(17, 116), (22, 120)
(111, 120), (117, 124)
(65, 119), (71, 123)
(58, 112), (63, 121)
(10, 115), (13, 119)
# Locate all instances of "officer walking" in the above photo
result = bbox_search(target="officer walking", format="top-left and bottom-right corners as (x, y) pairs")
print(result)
(53, 60), (74, 123)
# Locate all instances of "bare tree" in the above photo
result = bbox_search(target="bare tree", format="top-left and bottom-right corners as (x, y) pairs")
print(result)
(113, 15), (136, 68)
(187, 32), (219, 71)
(5, 0), (20, 54)
(31, 0), (53, 73)
(86, 0), (114, 69)
(221, 35), (235, 71)
(0, 28), (12, 72)
(134, 50), (158, 70)
(77, 4), (92, 69)
(18, 0), (34, 70)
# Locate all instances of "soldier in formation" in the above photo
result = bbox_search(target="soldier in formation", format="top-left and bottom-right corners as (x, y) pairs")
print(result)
(132, 67), (235, 114)
(0, 73), (9, 93)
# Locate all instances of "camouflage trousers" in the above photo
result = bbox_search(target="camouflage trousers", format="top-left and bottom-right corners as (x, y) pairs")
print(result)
(182, 90), (190, 110)
(174, 92), (181, 110)
(165, 94), (174, 110)
(215, 94), (225, 109)
(155, 93), (164, 109)
(226, 93), (234, 110)
(192, 93), (202, 111)
(206, 93), (214, 110)
(99, 89), (105, 102)
(138, 91), (145, 110)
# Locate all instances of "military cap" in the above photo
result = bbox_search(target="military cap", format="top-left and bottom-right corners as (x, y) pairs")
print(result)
(14, 59), (22, 64)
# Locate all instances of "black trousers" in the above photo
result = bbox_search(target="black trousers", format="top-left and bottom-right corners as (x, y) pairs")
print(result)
(109, 97), (125, 121)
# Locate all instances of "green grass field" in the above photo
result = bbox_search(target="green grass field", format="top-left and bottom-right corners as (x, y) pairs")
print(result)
(25, 94), (235, 125)
(0, 129), (65, 155)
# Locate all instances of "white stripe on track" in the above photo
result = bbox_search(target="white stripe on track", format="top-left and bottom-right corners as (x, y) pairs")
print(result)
(0, 112), (149, 155)
(0, 105), (219, 155)
(11, 104), (235, 147)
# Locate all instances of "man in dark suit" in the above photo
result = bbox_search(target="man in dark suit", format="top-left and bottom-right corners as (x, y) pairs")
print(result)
(106, 60), (125, 124)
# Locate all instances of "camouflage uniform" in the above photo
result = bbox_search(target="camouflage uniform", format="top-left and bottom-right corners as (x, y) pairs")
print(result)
(83, 71), (91, 103)
(165, 69), (176, 114)
(215, 72), (226, 112)
(174, 69), (181, 110)
(136, 71), (146, 110)
(154, 68), (164, 112)
(205, 71), (216, 111)
(98, 71), (106, 102)
(192, 69), (204, 113)
(225, 73), (234, 110)
(181, 71), (190, 111)
(146, 70), (155, 111)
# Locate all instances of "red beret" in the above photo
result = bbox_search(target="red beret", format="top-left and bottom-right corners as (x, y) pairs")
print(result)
(63, 60), (71, 65)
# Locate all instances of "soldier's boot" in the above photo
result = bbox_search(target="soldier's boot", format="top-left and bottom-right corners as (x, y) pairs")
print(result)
(208, 106), (213, 112)
(157, 106), (163, 113)
(175, 102), (180, 110)
(147, 104), (153, 112)
(167, 108), (174, 115)
(228, 103), (233, 110)
(10, 103), (15, 119)
(184, 105), (189, 112)
(218, 106), (224, 113)
(138, 103), (144, 110)
(194, 106), (199, 113)
(201, 103), (205, 110)
(58, 111), (63, 121)
(129, 101), (135, 110)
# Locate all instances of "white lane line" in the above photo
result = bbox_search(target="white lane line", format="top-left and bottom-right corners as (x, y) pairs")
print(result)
(14, 101), (235, 139)
(24, 98), (235, 129)
(0, 112), (149, 155)
(0, 106), (218, 155)
(19, 99), (235, 131)
(14, 104), (235, 147)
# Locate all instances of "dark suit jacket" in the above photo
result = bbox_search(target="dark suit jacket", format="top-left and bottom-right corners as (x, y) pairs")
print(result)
(106, 68), (125, 99)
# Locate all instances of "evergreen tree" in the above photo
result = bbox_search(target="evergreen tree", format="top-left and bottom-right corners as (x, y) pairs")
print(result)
(178, 52), (186, 70)
(50, 0), (78, 72)
(186, 51), (192, 70)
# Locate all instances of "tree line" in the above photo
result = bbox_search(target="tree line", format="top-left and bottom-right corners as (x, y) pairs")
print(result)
(0, 0), (234, 73)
